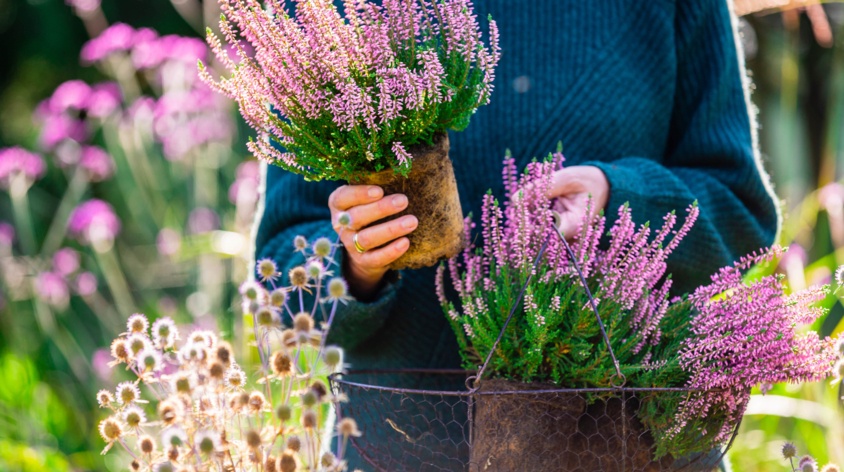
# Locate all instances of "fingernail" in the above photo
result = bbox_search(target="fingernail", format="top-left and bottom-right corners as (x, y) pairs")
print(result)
(397, 238), (409, 250)
(392, 194), (407, 208)
(402, 216), (417, 229)
(368, 187), (381, 198)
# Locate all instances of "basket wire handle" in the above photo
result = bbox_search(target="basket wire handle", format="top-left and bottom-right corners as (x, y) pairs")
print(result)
(468, 211), (627, 391)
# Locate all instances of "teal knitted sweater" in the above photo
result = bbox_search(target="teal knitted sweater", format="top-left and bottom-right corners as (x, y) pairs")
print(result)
(256, 0), (779, 375)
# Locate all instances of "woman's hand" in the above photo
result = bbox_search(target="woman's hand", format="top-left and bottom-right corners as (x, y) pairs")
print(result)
(548, 166), (610, 237)
(328, 185), (418, 300)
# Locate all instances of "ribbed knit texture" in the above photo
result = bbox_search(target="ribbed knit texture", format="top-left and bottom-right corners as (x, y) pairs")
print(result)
(256, 0), (778, 466)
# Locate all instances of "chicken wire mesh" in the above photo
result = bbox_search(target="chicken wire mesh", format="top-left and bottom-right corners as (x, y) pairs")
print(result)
(329, 369), (739, 472)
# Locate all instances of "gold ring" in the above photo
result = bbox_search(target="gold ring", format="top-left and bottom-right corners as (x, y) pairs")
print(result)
(353, 233), (366, 254)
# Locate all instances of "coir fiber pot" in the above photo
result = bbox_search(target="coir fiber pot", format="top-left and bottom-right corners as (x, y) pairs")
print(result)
(471, 379), (675, 472)
(351, 133), (464, 270)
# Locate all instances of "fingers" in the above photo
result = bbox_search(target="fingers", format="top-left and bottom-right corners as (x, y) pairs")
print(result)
(354, 215), (418, 252)
(342, 233), (411, 271)
(328, 185), (384, 212)
(344, 193), (409, 230)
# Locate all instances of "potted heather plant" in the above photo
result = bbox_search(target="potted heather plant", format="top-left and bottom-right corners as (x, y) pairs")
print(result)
(96, 226), (362, 471)
(201, 0), (500, 270)
(437, 154), (842, 470)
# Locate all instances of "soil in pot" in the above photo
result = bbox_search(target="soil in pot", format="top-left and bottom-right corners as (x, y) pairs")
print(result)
(470, 379), (675, 472)
(351, 133), (464, 270)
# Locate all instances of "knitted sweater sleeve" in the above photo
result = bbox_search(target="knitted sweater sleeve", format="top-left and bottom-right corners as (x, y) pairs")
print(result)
(255, 164), (401, 350)
(585, 0), (780, 294)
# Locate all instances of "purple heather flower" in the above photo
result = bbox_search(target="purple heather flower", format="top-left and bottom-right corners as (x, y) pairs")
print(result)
(80, 23), (137, 64)
(0, 147), (46, 188)
(67, 199), (121, 246)
(187, 208), (219, 234)
(75, 271), (98, 296)
(39, 114), (88, 150)
(35, 271), (70, 307)
(228, 161), (260, 206)
(86, 83), (122, 118)
(0, 222), (14, 247)
(49, 80), (92, 113)
(53, 247), (81, 276)
(78, 145), (115, 181)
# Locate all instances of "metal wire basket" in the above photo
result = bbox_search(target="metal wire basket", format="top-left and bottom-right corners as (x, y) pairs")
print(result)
(329, 221), (743, 472)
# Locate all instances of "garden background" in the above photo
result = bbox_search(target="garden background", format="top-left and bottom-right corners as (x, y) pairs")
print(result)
(0, 0), (842, 470)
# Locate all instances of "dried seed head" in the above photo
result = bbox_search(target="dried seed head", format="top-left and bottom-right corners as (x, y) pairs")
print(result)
(281, 329), (297, 347)
(127, 334), (151, 357)
(822, 465), (841, 472)
(126, 313), (149, 334)
(269, 288), (287, 307)
(265, 456), (278, 472)
(271, 351), (293, 376)
(313, 237), (333, 258)
(285, 435), (300, 452)
(279, 453), (296, 472)
(172, 373), (193, 395)
(96, 389), (114, 408)
(301, 410), (317, 429)
(256, 306), (277, 328)
(151, 317), (178, 349)
(137, 348), (163, 372)
(178, 341), (207, 364)
(245, 429), (262, 449)
(240, 280), (261, 301)
(158, 400), (181, 426)
(293, 312), (314, 333)
(257, 258), (279, 282)
(116, 381), (141, 405)
(167, 447), (179, 461)
(248, 391), (265, 412)
(306, 260), (325, 280)
(215, 341), (233, 367)
(139, 435), (156, 455)
(161, 427), (187, 449)
(337, 418), (361, 438)
(301, 390), (317, 408)
(276, 404), (292, 422)
(310, 380), (327, 401)
(131, 460), (140, 471)
(123, 405), (146, 428)
(321, 452), (337, 467)
(189, 330), (217, 349)
(289, 266), (308, 288)
(226, 368), (246, 390)
(110, 339), (130, 363)
(336, 212), (352, 229)
(98, 417), (123, 441)
(196, 430), (220, 455)
(153, 462), (175, 472)
(326, 277), (349, 301)
(293, 235), (308, 252)
(782, 442), (797, 459)
(238, 391), (251, 408)
(323, 346), (343, 368)
(209, 361), (225, 380)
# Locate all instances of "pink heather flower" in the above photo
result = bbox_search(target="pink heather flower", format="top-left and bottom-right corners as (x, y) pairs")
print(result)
(35, 271), (70, 307)
(39, 114), (88, 150)
(75, 271), (98, 296)
(53, 248), (80, 276)
(49, 80), (92, 112)
(86, 83), (122, 118)
(0, 222), (14, 247)
(0, 147), (46, 188)
(81, 23), (137, 64)
(228, 161), (261, 205)
(392, 142), (412, 168)
(156, 228), (182, 256)
(68, 199), (121, 245)
(79, 146), (115, 181)
(187, 208), (219, 234)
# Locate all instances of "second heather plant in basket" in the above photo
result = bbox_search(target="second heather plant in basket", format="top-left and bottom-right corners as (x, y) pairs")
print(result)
(437, 154), (841, 470)
(202, 0), (500, 269)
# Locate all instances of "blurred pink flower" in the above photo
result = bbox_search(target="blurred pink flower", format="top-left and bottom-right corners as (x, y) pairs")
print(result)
(53, 247), (81, 276)
(79, 145), (115, 181)
(68, 199), (121, 245)
(49, 80), (92, 113)
(75, 271), (98, 296)
(187, 208), (219, 234)
(228, 161), (261, 205)
(35, 271), (70, 307)
(156, 228), (182, 256)
(86, 83), (122, 118)
(80, 23), (137, 64)
(0, 222), (14, 247)
(0, 147), (46, 188)
(158, 35), (208, 64)
(92, 348), (112, 382)
(819, 182), (844, 211)
(39, 114), (88, 150)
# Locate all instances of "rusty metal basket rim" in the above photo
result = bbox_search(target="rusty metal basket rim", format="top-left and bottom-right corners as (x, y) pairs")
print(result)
(329, 368), (716, 397)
